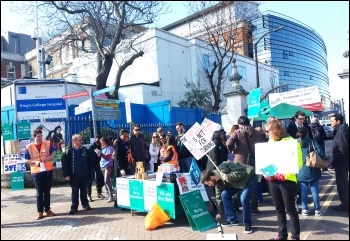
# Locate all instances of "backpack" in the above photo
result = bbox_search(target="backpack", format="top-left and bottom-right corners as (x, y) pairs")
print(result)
(311, 126), (320, 141)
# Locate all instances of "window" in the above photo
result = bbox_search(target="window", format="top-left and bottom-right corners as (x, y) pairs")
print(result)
(7, 65), (15, 80)
(284, 71), (289, 76)
(237, 65), (247, 80)
(203, 54), (210, 72)
(28, 65), (32, 77)
(49, 59), (54, 70)
(227, 63), (232, 76)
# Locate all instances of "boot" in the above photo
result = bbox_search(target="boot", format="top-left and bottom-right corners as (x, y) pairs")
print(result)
(36, 212), (44, 220)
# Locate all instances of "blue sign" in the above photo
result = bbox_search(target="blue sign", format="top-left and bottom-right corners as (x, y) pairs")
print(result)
(189, 158), (201, 186)
(16, 98), (66, 112)
(92, 86), (116, 96)
(247, 88), (261, 118)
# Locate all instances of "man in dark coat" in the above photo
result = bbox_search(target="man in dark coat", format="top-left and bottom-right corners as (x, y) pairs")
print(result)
(88, 135), (105, 200)
(286, 111), (313, 139)
(330, 114), (349, 212)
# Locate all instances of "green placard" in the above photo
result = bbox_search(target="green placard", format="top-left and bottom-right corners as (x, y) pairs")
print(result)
(179, 190), (216, 232)
(247, 88), (261, 118)
(180, 198), (198, 231)
(1, 124), (14, 141)
(157, 183), (176, 219)
(16, 122), (31, 139)
(129, 180), (145, 211)
(11, 172), (25, 191)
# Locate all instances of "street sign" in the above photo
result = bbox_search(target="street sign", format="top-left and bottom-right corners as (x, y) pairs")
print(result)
(247, 88), (261, 118)
(62, 91), (89, 100)
(92, 86), (116, 96)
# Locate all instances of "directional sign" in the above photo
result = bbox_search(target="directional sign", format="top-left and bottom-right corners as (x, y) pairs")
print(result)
(92, 86), (116, 97)
(62, 91), (89, 100)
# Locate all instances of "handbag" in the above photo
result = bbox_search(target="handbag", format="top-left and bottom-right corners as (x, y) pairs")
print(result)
(306, 142), (328, 169)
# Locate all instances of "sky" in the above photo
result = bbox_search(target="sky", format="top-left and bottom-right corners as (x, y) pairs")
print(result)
(1, 1), (349, 113)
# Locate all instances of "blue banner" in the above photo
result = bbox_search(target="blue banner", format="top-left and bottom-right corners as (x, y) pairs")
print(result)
(189, 157), (201, 186)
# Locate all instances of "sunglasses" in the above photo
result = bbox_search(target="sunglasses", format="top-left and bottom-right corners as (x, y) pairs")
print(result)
(152, 136), (159, 138)
(134, 129), (140, 131)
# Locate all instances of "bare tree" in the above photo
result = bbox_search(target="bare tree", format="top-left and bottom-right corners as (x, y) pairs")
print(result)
(15, 1), (168, 99)
(183, 1), (259, 112)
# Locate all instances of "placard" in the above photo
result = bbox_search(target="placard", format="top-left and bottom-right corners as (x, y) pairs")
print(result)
(255, 139), (299, 174)
(3, 154), (26, 173)
(11, 172), (25, 191)
(129, 179), (145, 211)
(17, 122), (31, 139)
(1, 124), (14, 141)
(180, 190), (216, 232)
(116, 178), (176, 219)
(180, 122), (215, 160)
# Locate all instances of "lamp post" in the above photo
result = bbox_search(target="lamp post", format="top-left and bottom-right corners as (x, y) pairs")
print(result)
(254, 26), (284, 88)
(32, 27), (46, 79)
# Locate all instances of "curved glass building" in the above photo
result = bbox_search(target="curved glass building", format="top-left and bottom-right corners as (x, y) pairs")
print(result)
(252, 11), (330, 109)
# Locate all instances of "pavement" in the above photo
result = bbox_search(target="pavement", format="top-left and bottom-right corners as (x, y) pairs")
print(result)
(1, 168), (349, 240)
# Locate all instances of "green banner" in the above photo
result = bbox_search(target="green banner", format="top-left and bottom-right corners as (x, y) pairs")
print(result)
(247, 88), (261, 118)
(1, 124), (14, 141)
(157, 183), (176, 219)
(11, 172), (25, 191)
(180, 198), (198, 231)
(129, 180), (145, 211)
(179, 190), (216, 232)
(16, 122), (31, 139)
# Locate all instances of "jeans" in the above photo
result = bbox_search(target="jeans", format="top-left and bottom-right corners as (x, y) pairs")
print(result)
(299, 180), (321, 211)
(179, 156), (193, 173)
(32, 170), (53, 213)
(269, 180), (300, 240)
(221, 176), (256, 226)
(70, 174), (89, 211)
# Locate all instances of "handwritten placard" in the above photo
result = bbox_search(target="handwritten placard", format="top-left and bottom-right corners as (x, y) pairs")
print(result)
(180, 122), (215, 160)
(3, 154), (26, 173)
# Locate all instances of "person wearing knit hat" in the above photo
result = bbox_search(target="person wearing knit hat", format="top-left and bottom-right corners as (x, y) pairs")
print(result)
(311, 117), (319, 124)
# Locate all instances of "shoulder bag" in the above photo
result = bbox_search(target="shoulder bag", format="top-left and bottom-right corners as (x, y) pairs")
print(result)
(244, 132), (255, 168)
(306, 141), (328, 169)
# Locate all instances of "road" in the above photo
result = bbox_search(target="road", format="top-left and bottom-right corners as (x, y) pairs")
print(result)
(1, 141), (348, 240)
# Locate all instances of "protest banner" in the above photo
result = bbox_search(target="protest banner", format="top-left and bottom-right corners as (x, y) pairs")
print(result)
(255, 139), (299, 174)
(201, 118), (222, 136)
(180, 122), (215, 160)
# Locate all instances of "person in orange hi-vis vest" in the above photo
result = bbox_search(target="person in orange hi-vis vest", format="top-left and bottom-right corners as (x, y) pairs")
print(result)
(24, 128), (57, 220)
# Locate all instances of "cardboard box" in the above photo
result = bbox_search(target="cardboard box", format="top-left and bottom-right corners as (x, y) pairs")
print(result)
(5, 140), (21, 154)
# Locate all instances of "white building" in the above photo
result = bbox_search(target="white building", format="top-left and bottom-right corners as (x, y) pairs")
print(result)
(60, 28), (279, 108)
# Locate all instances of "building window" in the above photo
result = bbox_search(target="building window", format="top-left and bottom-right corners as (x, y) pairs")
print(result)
(237, 65), (247, 80)
(203, 54), (210, 72)
(284, 71), (289, 76)
(28, 65), (32, 77)
(7, 65), (15, 80)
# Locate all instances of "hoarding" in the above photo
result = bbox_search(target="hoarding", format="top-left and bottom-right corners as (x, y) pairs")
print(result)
(14, 79), (67, 119)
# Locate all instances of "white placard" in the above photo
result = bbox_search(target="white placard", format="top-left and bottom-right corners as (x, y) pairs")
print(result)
(116, 178), (130, 207)
(255, 139), (299, 174)
(3, 154), (26, 173)
(201, 118), (221, 137)
(180, 122), (215, 160)
(143, 180), (157, 210)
